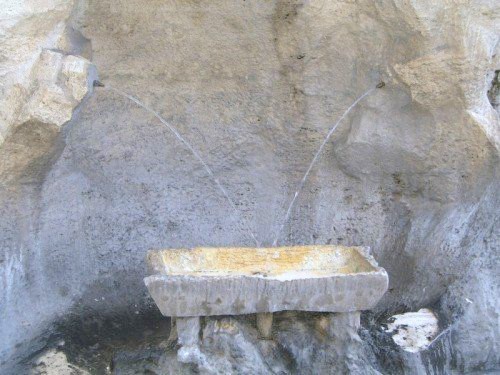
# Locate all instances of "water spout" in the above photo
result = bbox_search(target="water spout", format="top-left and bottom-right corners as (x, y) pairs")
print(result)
(272, 86), (380, 247)
(105, 85), (260, 247)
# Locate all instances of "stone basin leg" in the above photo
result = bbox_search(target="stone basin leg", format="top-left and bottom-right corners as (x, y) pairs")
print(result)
(168, 317), (178, 342)
(256, 312), (273, 339)
(176, 316), (201, 346)
(176, 316), (202, 364)
(315, 311), (361, 339)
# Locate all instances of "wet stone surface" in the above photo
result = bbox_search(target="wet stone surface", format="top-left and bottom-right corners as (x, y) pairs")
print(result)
(18, 311), (385, 375)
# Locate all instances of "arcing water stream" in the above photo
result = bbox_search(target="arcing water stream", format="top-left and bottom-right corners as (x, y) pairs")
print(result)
(107, 85), (261, 247)
(272, 86), (378, 246)
(105, 83), (382, 248)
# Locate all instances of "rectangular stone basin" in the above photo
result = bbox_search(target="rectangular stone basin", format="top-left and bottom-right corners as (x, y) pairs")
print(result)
(144, 245), (388, 317)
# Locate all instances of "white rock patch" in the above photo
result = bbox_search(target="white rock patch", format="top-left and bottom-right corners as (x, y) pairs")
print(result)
(32, 348), (89, 375)
(385, 308), (439, 353)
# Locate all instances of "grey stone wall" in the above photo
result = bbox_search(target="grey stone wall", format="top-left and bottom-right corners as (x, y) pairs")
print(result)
(0, 0), (498, 373)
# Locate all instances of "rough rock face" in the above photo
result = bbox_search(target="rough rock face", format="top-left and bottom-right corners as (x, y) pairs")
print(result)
(0, 0), (95, 143)
(17, 50), (97, 128)
(0, 0), (498, 374)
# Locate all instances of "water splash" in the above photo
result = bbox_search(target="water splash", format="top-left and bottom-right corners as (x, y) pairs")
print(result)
(272, 86), (377, 247)
(106, 85), (260, 247)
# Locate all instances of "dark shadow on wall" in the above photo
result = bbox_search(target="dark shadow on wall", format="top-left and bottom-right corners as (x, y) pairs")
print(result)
(0, 121), (65, 188)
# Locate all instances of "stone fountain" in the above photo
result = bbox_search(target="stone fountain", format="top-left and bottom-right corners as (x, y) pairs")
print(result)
(144, 245), (388, 360)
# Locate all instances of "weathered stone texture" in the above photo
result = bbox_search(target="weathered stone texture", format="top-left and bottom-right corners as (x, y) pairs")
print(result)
(145, 246), (388, 317)
(0, 0), (498, 373)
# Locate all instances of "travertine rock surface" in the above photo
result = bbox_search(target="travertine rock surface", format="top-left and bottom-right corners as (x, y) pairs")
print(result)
(0, 0), (498, 374)
(0, 0), (95, 143)
(16, 49), (97, 128)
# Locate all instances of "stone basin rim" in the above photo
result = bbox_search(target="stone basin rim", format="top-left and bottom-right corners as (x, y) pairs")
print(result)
(146, 245), (385, 279)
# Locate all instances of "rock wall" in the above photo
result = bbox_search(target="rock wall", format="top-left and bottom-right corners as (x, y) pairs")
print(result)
(0, 0), (498, 373)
